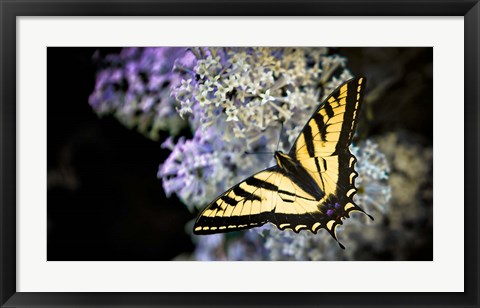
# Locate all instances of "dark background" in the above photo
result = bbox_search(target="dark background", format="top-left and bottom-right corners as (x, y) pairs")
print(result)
(47, 48), (195, 260)
(47, 47), (433, 261)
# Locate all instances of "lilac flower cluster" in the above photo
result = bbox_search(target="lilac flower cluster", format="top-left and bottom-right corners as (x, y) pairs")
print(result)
(89, 47), (195, 139)
(159, 127), (249, 211)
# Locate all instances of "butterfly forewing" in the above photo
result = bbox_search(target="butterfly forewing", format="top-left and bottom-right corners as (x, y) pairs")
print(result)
(194, 167), (280, 234)
(194, 166), (325, 234)
(289, 77), (365, 159)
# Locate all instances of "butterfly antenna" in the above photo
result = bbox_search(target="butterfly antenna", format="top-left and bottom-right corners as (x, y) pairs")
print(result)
(244, 151), (273, 155)
(276, 122), (284, 151)
(245, 122), (284, 156)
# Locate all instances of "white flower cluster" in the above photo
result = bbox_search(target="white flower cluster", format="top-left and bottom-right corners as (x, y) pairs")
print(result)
(174, 48), (352, 139)
(161, 47), (353, 211)
(354, 140), (392, 215)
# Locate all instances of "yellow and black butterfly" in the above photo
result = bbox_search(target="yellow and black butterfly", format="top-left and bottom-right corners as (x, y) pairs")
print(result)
(193, 77), (372, 248)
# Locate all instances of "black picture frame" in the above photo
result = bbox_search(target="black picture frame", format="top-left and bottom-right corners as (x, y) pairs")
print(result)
(1, 1), (478, 307)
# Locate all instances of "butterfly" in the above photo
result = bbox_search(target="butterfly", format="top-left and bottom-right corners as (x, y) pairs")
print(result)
(193, 77), (372, 249)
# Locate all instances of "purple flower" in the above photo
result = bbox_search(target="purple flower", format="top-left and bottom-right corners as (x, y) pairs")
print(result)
(89, 47), (196, 139)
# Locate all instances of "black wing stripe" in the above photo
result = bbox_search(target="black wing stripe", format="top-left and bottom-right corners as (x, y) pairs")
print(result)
(324, 102), (334, 118)
(304, 124), (316, 157)
(313, 112), (326, 141)
(245, 177), (278, 191)
(233, 185), (261, 201)
(278, 189), (296, 197)
(314, 157), (326, 191)
(278, 189), (317, 201)
(220, 195), (237, 206)
(295, 111), (348, 152)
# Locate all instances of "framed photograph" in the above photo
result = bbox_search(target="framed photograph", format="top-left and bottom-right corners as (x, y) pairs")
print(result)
(1, 1), (478, 307)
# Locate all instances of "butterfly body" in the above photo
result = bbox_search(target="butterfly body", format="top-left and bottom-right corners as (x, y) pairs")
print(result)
(274, 151), (325, 201)
(193, 77), (372, 248)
